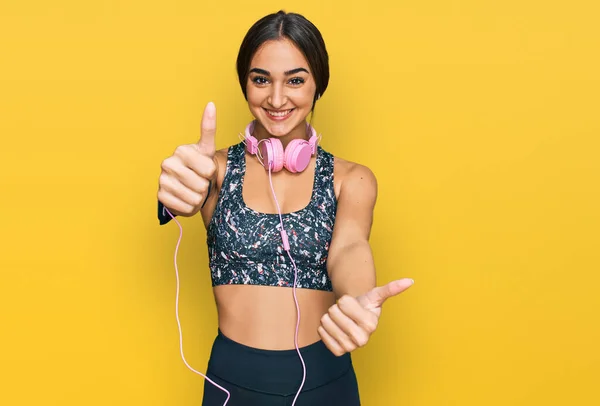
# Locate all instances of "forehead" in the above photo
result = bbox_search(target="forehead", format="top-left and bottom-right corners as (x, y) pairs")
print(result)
(250, 39), (309, 72)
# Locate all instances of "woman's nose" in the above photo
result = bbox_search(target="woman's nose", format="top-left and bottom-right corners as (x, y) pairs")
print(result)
(268, 84), (287, 109)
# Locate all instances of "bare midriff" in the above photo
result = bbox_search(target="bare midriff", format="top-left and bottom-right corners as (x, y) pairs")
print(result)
(214, 284), (336, 350)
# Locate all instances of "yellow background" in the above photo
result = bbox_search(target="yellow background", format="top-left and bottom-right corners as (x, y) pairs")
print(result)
(1, 1), (599, 405)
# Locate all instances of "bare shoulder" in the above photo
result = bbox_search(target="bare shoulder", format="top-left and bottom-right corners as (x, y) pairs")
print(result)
(333, 155), (378, 198)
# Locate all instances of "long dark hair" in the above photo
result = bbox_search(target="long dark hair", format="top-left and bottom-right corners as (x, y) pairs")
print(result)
(236, 10), (329, 112)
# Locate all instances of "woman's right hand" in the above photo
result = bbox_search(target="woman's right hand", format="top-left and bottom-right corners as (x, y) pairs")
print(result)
(157, 102), (217, 217)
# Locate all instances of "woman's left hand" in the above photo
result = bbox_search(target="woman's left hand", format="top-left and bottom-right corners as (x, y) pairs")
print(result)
(317, 278), (414, 356)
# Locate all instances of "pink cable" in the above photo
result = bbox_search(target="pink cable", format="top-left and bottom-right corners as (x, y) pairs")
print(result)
(164, 208), (231, 406)
(267, 165), (307, 406)
(163, 161), (307, 406)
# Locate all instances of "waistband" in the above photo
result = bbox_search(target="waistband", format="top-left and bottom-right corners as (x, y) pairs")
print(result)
(206, 329), (353, 396)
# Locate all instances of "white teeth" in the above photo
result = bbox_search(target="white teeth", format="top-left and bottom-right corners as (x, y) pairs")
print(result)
(267, 109), (292, 117)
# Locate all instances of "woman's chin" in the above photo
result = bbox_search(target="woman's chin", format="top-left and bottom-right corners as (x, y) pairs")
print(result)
(256, 112), (309, 138)
(253, 121), (286, 138)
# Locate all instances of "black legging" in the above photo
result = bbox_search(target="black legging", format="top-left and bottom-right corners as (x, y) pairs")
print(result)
(202, 330), (361, 406)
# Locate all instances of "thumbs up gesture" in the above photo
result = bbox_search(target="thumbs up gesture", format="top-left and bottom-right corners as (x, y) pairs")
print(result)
(318, 279), (414, 356)
(158, 102), (218, 216)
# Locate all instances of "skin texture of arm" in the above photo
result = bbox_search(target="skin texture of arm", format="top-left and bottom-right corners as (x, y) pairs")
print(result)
(327, 162), (379, 299)
(320, 160), (414, 356)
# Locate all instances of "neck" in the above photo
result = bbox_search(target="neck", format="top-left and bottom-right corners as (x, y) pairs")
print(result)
(251, 120), (309, 149)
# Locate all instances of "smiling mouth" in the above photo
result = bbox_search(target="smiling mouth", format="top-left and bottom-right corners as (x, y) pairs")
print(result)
(264, 108), (295, 118)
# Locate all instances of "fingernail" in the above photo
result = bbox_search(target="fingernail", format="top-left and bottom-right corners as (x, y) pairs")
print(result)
(410, 279), (415, 284)
(206, 102), (216, 117)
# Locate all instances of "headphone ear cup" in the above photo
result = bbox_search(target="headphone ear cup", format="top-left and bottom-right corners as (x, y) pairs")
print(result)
(284, 139), (312, 173)
(260, 138), (284, 172)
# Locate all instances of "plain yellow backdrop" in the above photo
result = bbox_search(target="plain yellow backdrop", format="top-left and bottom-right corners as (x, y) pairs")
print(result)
(1, 1), (599, 405)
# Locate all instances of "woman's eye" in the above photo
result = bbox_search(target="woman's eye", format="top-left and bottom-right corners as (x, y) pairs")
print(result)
(251, 76), (304, 86)
(252, 76), (269, 85)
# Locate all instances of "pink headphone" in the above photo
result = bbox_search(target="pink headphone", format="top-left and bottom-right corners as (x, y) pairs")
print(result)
(244, 121), (318, 173)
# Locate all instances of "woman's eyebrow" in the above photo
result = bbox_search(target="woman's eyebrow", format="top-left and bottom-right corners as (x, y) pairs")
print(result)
(249, 67), (309, 76)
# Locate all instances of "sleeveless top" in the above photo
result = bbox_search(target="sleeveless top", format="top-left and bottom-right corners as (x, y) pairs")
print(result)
(206, 142), (337, 291)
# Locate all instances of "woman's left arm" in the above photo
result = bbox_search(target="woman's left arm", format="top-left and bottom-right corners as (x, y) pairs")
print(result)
(327, 163), (378, 299)
(320, 163), (414, 356)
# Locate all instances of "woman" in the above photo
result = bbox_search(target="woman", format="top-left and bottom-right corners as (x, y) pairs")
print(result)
(157, 10), (414, 406)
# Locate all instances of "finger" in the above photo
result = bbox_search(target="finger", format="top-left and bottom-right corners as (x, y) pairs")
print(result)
(317, 326), (346, 357)
(337, 295), (379, 335)
(173, 147), (217, 180)
(328, 304), (369, 348)
(159, 174), (206, 209)
(185, 153), (217, 180)
(359, 278), (414, 310)
(157, 190), (196, 215)
(165, 159), (211, 192)
(197, 101), (217, 157)
(175, 167), (211, 194)
(320, 313), (357, 352)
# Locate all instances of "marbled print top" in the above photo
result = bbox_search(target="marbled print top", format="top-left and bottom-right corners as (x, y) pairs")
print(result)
(206, 142), (337, 291)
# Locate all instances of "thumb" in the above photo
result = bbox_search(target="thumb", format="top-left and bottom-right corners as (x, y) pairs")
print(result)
(357, 278), (414, 310)
(197, 101), (217, 156)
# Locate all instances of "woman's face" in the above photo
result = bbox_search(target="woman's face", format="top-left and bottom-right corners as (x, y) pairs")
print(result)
(246, 38), (317, 138)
